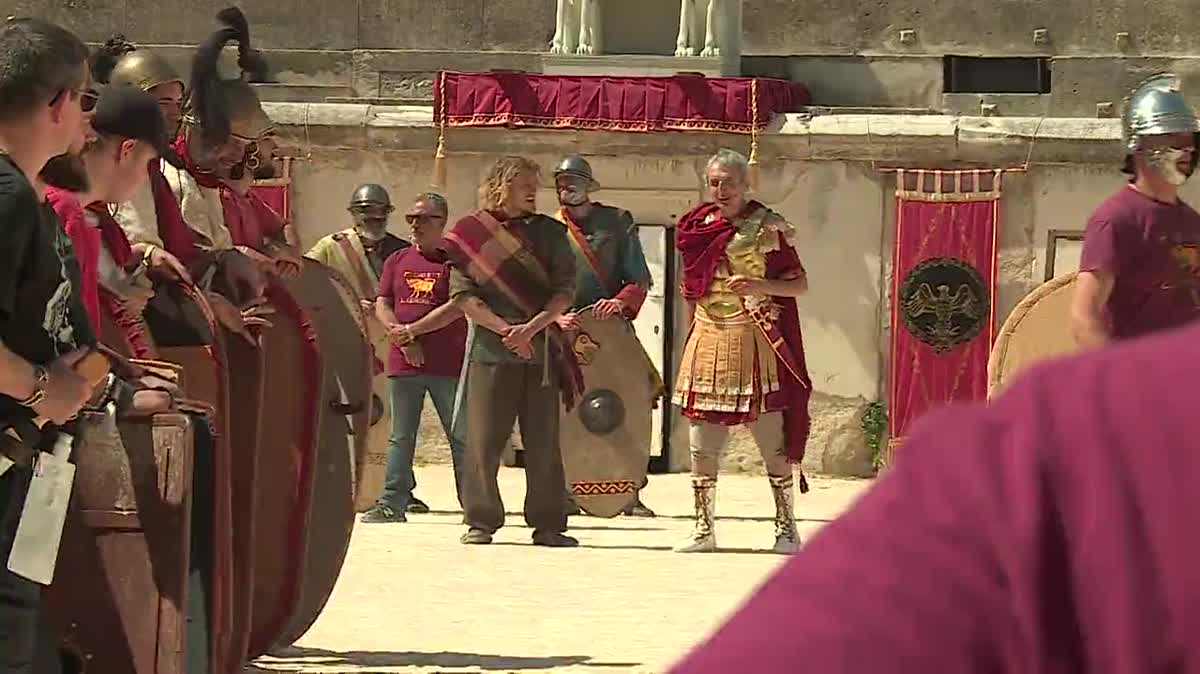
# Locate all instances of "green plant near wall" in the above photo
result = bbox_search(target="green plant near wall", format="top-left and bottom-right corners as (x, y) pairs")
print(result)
(861, 402), (888, 472)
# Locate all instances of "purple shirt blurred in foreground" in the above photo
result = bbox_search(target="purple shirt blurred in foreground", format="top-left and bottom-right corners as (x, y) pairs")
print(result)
(672, 320), (1200, 674)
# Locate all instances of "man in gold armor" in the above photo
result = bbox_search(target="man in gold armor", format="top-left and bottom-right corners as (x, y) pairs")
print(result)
(673, 149), (813, 554)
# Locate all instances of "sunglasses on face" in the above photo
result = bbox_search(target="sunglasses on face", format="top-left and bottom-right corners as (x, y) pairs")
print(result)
(54, 88), (98, 113)
(406, 214), (444, 225)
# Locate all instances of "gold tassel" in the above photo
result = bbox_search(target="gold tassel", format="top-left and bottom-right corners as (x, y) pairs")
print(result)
(432, 131), (447, 190)
(431, 72), (448, 189)
(748, 78), (761, 191)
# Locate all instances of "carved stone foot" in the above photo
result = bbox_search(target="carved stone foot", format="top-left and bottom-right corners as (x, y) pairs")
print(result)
(550, 41), (568, 54)
(675, 45), (696, 57)
(700, 44), (720, 57)
(576, 43), (594, 55)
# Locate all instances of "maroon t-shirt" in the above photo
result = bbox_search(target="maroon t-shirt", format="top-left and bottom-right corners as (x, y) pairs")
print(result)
(378, 247), (467, 378)
(672, 319), (1200, 673)
(1079, 184), (1200, 338)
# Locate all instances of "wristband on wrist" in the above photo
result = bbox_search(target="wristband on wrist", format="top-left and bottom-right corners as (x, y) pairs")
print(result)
(17, 365), (49, 408)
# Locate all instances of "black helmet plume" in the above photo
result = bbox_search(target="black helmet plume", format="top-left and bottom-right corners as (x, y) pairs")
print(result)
(90, 34), (137, 84)
(188, 6), (274, 148)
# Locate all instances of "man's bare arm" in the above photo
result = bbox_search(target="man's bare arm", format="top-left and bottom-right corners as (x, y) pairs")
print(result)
(456, 295), (512, 335)
(375, 297), (399, 328)
(407, 303), (464, 336)
(1071, 270), (1114, 349)
(524, 292), (573, 334)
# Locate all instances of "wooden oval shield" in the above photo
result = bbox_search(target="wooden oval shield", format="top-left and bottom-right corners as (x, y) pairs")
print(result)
(45, 412), (195, 674)
(245, 283), (323, 658)
(560, 308), (659, 518)
(987, 272), (1081, 398)
(273, 261), (370, 648)
(138, 282), (242, 673)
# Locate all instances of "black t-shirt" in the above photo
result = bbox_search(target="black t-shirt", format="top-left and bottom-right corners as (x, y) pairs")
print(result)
(0, 154), (96, 426)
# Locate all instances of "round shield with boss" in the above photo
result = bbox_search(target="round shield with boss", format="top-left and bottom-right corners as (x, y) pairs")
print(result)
(560, 306), (663, 517)
(987, 272), (1081, 398)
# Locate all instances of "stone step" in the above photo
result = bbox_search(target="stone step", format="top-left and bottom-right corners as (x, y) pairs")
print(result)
(251, 82), (356, 103)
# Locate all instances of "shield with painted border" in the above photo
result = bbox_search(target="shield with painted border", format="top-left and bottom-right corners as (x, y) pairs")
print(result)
(273, 260), (370, 648)
(987, 272), (1081, 398)
(560, 307), (661, 518)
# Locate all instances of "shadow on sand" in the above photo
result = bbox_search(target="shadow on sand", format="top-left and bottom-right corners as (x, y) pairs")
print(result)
(256, 645), (641, 671)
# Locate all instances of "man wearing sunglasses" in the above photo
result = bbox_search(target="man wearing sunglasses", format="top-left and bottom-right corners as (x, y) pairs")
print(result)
(0, 17), (102, 674)
(307, 184), (411, 313)
(307, 184), (416, 512)
(1073, 73), (1200, 348)
(361, 193), (468, 522)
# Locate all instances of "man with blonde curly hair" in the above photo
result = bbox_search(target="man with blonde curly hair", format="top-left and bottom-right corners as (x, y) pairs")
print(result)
(439, 156), (583, 547)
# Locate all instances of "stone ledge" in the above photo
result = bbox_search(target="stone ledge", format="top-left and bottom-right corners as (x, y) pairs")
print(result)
(263, 102), (1126, 164)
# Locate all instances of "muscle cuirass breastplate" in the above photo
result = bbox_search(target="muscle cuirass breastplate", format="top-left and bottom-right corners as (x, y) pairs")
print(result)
(699, 213), (770, 318)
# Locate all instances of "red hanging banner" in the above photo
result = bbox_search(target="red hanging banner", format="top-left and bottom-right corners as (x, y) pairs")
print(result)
(250, 157), (293, 232)
(887, 169), (1002, 461)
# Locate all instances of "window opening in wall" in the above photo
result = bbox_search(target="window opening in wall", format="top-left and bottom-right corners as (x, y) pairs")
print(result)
(943, 56), (1051, 94)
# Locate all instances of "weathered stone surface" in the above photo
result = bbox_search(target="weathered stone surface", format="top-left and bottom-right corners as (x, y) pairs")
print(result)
(357, 0), (551, 52)
(123, 0), (359, 49)
(811, 395), (877, 478)
(1, 0), (125, 42)
(742, 0), (1200, 57)
(745, 55), (944, 109)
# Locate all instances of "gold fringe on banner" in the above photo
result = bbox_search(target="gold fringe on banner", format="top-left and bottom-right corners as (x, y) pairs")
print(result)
(747, 78), (761, 190)
(431, 71), (448, 190)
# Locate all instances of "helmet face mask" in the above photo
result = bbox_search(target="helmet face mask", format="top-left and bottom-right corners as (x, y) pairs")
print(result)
(554, 155), (598, 207)
(349, 183), (393, 238)
(1122, 73), (1200, 184)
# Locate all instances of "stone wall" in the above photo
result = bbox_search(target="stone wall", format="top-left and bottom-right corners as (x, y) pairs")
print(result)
(12, 0), (1200, 113)
(742, 0), (1200, 56)
(265, 102), (1165, 476)
(4, 0), (554, 50)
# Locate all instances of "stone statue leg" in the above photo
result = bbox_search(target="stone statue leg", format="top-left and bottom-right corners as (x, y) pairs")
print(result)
(700, 0), (722, 57)
(675, 0), (696, 56)
(550, 0), (572, 54)
(588, 0), (603, 54)
(576, 0), (595, 54)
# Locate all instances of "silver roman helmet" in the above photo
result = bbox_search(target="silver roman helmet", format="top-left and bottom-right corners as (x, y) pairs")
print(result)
(554, 155), (600, 190)
(1121, 73), (1200, 182)
(350, 183), (393, 211)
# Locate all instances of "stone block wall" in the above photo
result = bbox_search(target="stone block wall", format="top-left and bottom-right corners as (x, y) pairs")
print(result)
(9, 0), (1200, 114)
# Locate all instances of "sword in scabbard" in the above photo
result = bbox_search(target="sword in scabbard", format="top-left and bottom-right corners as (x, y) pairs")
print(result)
(746, 303), (808, 389)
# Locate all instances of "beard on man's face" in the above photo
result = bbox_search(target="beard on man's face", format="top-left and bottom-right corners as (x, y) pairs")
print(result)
(40, 152), (90, 193)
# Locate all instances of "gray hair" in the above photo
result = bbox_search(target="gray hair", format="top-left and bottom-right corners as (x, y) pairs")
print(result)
(705, 149), (750, 185)
(414, 191), (448, 215)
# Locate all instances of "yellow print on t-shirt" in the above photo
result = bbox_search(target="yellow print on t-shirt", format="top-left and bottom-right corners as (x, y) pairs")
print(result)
(401, 271), (440, 304)
(1169, 243), (1200, 278)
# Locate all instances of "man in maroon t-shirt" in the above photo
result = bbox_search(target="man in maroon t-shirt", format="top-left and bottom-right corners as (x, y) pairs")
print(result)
(360, 193), (468, 523)
(1073, 73), (1200, 345)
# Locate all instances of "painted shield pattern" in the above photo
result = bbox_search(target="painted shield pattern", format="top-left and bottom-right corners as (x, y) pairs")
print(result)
(559, 307), (661, 518)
